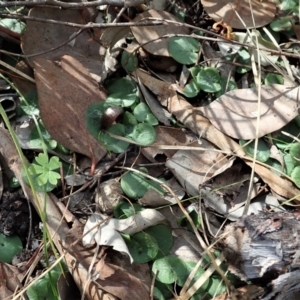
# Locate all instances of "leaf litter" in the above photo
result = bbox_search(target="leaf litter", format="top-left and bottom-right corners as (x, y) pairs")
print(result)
(1, 1), (300, 300)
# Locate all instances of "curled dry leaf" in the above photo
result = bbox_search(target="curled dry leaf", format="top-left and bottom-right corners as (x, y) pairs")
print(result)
(34, 55), (107, 166)
(83, 209), (166, 262)
(201, 0), (276, 29)
(166, 140), (234, 196)
(131, 9), (190, 56)
(198, 84), (300, 139)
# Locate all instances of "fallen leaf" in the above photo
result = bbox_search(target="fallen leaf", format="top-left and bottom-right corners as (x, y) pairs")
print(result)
(96, 249), (151, 300)
(131, 9), (190, 56)
(142, 126), (196, 162)
(166, 141), (234, 196)
(138, 177), (185, 207)
(159, 206), (203, 262)
(201, 0), (276, 29)
(83, 209), (166, 262)
(135, 71), (300, 200)
(198, 84), (300, 139)
(134, 68), (177, 107)
(34, 55), (107, 167)
(68, 224), (151, 300)
(21, 7), (107, 80)
(0, 262), (23, 298)
(11, 60), (36, 95)
(83, 213), (134, 263)
(137, 79), (172, 126)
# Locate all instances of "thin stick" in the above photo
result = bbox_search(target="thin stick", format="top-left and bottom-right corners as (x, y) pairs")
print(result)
(0, 0), (147, 8)
(0, 13), (163, 28)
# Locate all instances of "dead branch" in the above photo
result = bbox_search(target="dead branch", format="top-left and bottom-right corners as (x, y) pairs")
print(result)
(0, 0), (146, 8)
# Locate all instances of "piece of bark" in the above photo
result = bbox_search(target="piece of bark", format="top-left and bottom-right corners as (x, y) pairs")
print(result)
(261, 270), (300, 300)
(222, 211), (300, 282)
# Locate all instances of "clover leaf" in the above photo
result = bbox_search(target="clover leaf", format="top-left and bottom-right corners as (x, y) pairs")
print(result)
(27, 153), (61, 192)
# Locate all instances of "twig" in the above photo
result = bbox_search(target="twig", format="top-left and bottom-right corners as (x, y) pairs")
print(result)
(0, 0), (147, 8)
(0, 19), (162, 59)
(0, 13), (163, 28)
(163, 20), (300, 60)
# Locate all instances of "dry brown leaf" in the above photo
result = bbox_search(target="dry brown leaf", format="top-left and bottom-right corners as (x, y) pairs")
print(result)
(135, 69), (300, 200)
(197, 85), (300, 139)
(142, 126), (196, 162)
(22, 7), (106, 80)
(138, 78), (172, 126)
(0, 263), (23, 298)
(131, 9), (190, 56)
(293, 24), (300, 41)
(166, 141), (234, 196)
(68, 225), (151, 300)
(11, 60), (36, 96)
(201, 0), (276, 29)
(134, 68), (177, 107)
(34, 55), (107, 168)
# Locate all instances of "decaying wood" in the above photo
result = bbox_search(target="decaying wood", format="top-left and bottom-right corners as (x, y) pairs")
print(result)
(222, 211), (300, 281)
(221, 211), (300, 299)
(261, 270), (300, 300)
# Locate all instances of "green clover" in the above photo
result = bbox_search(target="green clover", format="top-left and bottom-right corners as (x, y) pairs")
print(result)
(28, 153), (61, 191)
